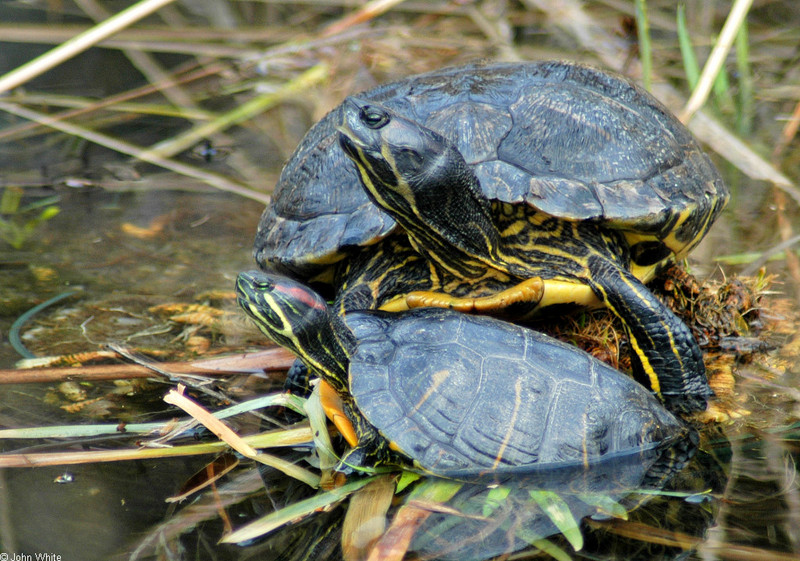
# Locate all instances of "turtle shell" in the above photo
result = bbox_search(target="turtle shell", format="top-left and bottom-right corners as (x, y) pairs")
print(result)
(255, 60), (727, 279)
(345, 307), (683, 476)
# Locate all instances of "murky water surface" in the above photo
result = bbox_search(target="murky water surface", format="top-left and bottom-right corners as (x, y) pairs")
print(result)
(0, 4), (798, 553)
(0, 190), (266, 559)
(0, 186), (798, 561)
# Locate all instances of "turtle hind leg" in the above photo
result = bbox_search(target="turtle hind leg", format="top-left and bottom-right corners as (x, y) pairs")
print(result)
(394, 277), (545, 317)
(335, 235), (545, 318)
(586, 255), (712, 414)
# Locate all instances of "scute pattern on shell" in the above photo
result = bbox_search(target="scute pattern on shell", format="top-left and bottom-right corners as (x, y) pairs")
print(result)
(254, 60), (726, 278)
(345, 308), (683, 475)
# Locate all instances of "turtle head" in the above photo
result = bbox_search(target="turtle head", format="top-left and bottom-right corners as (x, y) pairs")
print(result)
(338, 96), (502, 278)
(235, 271), (349, 391)
(338, 97), (452, 200)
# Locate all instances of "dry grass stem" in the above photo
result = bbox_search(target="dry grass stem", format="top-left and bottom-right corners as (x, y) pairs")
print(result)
(323, 0), (409, 37)
(0, 424), (314, 469)
(74, 0), (197, 110)
(164, 387), (320, 487)
(0, 0), (179, 94)
(680, 0), (754, 122)
(0, 100), (269, 202)
(139, 63), (328, 160)
(164, 387), (260, 457)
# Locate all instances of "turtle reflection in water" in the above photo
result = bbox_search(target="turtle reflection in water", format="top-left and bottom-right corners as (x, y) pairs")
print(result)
(256, 61), (727, 414)
(410, 431), (700, 561)
(235, 271), (687, 476)
(255, 432), (705, 561)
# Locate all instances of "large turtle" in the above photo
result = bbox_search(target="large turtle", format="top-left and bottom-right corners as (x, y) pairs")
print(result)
(236, 270), (687, 477)
(255, 61), (728, 413)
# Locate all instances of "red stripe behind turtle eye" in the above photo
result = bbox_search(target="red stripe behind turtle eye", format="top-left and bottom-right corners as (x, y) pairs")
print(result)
(277, 284), (327, 311)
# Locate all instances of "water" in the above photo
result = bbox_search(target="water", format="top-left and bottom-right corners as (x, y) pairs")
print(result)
(0, 190), (268, 560)
(0, 185), (798, 560)
(0, 2), (798, 554)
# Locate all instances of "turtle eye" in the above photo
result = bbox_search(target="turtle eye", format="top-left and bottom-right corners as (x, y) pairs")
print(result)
(359, 106), (390, 129)
(253, 277), (274, 291)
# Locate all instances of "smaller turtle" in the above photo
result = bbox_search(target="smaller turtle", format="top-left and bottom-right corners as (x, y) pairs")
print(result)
(236, 270), (685, 476)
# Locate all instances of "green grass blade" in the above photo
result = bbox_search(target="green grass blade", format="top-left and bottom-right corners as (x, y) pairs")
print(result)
(735, 17), (754, 135)
(529, 490), (583, 551)
(577, 493), (628, 520)
(676, 4), (700, 90)
(303, 384), (339, 470)
(1, 186), (22, 214)
(483, 485), (511, 517)
(0, 392), (306, 439)
(221, 476), (377, 544)
(635, 0), (652, 90)
(395, 470), (421, 493)
(710, 47), (735, 113)
(407, 477), (463, 502)
(16, 195), (61, 214)
(529, 538), (574, 561)
(513, 525), (575, 561)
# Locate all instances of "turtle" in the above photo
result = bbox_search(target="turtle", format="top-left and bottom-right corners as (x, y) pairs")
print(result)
(236, 270), (687, 477)
(254, 66), (586, 318)
(332, 61), (729, 413)
(254, 61), (727, 413)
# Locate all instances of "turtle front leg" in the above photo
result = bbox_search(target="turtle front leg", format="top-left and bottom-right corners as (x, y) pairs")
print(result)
(335, 430), (399, 475)
(585, 256), (712, 414)
(319, 379), (406, 474)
